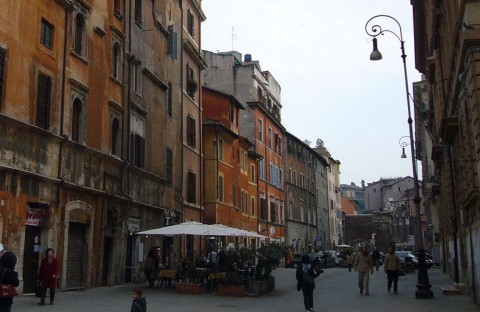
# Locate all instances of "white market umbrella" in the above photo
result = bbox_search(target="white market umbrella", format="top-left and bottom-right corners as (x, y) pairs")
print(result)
(136, 221), (233, 236)
(212, 224), (268, 238)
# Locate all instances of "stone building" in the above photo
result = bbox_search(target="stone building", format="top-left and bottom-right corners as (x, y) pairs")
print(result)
(411, 0), (480, 303)
(314, 142), (342, 248)
(0, 0), (203, 293)
(284, 132), (322, 253)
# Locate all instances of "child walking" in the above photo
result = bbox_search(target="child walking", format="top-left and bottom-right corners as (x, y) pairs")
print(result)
(131, 289), (147, 312)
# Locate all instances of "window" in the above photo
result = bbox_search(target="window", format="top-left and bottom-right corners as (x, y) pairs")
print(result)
(300, 173), (304, 188)
(73, 14), (86, 56)
(112, 42), (120, 79)
(268, 128), (272, 148)
(288, 168), (292, 182)
(260, 196), (267, 220)
(36, 73), (51, 129)
(270, 200), (277, 223)
(167, 82), (172, 116)
(251, 196), (256, 216)
(111, 117), (120, 156)
(40, 19), (54, 50)
(187, 171), (196, 203)
(133, 63), (142, 94)
(0, 47), (5, 104)
(259, 158), (265, 180)
(250, 164), (256, 183)
(186, 115), (196, 147)
(217, 137), (224, 161)
(187, 10), (194, 37)
(135, 0), (142, 24)
(167, 25), (177, 59)
(186, 64), (196, 97)
(258, 119), (263, 142)
(114, 0), (121, 15)
(293, 170), (297, 185)
(166, 148), (173, 184)
(72, 98), (84, 143)
(218, 174), (224, 202)
(130, 112), (145, 168)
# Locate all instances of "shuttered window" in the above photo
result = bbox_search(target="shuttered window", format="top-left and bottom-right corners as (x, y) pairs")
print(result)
(167, 25), (177, 59)
(167, 82), (172, 116)
(36, 73), (51, 129)
(0, 47), (6, 105)
(130, 133), (145, 168)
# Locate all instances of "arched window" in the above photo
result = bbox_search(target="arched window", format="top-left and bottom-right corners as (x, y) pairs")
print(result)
(111, 117), (120, 156)
(72, 98), (83, 142)
(112, 42), (120, 79)
(74, 14), (85, 55)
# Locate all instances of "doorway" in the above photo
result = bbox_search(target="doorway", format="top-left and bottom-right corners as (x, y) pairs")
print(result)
(23, 225), (41, 293)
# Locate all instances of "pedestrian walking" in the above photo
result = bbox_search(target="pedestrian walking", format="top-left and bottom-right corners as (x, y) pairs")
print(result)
(346, 254), (354, 272)
(38, 248), (59, 305)
(354, 246), (373, 295)
(0, 251), (19, 312)
(130, 288), (146, 312)
(372, 247), (381, 271)
(384, 246), (401, 294)
(143, 247), (158, 288)
(296, 255), (322, 312)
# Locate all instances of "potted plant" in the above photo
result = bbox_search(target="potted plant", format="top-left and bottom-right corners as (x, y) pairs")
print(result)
(175, 251), (204, 295)
(217, 247), (246, 297)
(256, 242), (283, 293)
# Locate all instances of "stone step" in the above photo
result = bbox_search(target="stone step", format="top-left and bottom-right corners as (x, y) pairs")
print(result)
(441, 285), (460, 295)
(454, 282), (467, 295)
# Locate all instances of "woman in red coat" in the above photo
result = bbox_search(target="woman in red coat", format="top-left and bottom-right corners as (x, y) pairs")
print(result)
(38, 248), (59, 306)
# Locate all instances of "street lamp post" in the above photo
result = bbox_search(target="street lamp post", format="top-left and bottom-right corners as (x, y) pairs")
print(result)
(365, 15), (433, 299)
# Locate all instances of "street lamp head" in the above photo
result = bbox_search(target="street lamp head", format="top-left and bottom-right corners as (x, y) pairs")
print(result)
(370, 38), (383, 61)
(401, 147), (407, 158)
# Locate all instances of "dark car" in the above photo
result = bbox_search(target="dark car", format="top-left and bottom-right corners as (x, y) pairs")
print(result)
(290, 252), (323, 270)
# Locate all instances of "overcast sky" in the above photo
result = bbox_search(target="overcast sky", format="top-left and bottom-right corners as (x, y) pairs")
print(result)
(201, 1), (422, 186)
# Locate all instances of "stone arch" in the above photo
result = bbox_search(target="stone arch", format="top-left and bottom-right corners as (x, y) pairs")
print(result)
(61, 201), (94, 290)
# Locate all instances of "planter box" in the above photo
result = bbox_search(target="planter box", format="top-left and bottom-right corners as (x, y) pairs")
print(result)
(218, 284), (245, 297)
(247, 280), (263, 297)
(261, 276), (275, 293)
(175, 283), (203, 295)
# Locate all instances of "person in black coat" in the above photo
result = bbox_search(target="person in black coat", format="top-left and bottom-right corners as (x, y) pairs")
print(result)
(0, 251), (19, 312)
(296, 255), (322, 312)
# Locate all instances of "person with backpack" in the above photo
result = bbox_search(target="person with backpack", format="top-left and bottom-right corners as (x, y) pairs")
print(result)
(296, 255), (323, 312)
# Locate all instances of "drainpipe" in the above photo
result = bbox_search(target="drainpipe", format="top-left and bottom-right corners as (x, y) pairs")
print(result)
(56, 2), (73, 208)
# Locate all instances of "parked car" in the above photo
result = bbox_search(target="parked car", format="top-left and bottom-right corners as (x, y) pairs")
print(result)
(395, 251), (418, 272)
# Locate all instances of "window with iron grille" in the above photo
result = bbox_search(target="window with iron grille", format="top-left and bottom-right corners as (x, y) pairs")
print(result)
(36, 72), (51, 129)
(40, 18), (54, 50)
(187, 171), (196, 203)
(186, 115), (196, 147)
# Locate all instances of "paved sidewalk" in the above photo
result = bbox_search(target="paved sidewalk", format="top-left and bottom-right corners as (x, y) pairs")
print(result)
(13, 267), (478, 312)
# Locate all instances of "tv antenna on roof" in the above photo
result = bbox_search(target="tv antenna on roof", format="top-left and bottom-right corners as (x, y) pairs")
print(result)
(231, 26), (237, 50)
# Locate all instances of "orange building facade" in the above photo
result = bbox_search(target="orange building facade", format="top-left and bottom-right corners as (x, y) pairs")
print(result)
(202, 87), (260, 246)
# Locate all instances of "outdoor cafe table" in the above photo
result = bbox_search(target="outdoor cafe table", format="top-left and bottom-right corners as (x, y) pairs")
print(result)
(158, 269), (176, 288)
